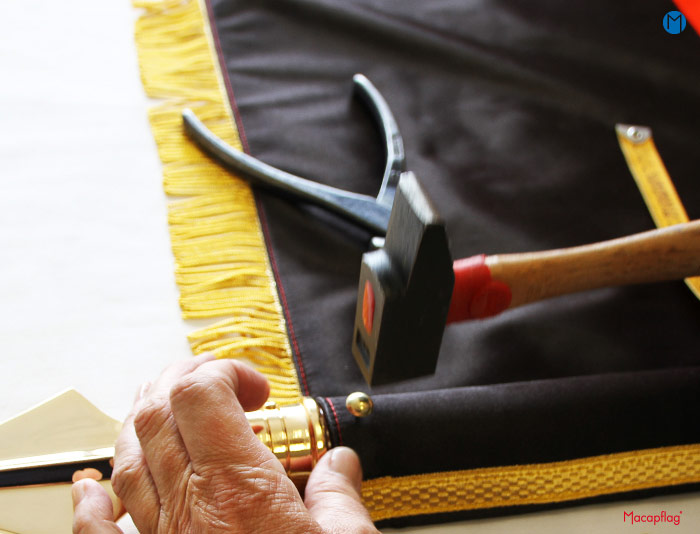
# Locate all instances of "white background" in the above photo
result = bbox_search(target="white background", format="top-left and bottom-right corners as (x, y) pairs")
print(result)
(0, 1), (697, 532)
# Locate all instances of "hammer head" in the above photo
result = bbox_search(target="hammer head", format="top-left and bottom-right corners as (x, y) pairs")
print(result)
(352, 172), (454, 385)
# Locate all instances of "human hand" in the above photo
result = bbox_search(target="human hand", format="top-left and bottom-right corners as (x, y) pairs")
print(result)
(72, 356), (379, 534)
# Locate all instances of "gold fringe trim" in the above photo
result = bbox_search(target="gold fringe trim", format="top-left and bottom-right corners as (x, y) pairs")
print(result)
(362, 443), (700, 522)
(133, 0), (302, 403)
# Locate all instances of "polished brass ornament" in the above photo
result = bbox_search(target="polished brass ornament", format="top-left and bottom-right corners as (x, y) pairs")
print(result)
(345, 392), (374, 417)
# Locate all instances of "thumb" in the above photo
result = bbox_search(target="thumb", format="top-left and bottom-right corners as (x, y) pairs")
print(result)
(304, 447), (379, 534)
(72, 479), (124, 534)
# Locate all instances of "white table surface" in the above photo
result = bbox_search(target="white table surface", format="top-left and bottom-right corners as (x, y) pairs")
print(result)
(1, 1), (697, 532)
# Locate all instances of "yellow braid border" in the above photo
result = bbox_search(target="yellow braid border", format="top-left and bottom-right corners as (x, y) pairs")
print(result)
(363, 443), (700, 522)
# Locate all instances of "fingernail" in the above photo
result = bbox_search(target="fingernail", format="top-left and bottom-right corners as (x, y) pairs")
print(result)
(72, 467), (104, 483)
(327, 447), (363, 493)
(72, 469), (85, 483)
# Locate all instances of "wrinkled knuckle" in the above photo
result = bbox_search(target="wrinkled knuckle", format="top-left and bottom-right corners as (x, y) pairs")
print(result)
(169, 374), (203, 407)
(133, 397), (171, 440)
(170, 372), (223, 407)
(111, 457), (144, 499)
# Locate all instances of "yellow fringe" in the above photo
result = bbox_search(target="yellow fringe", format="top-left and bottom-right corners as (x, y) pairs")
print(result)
(133, 0), (302, 404)
(363, 443), (700, 522)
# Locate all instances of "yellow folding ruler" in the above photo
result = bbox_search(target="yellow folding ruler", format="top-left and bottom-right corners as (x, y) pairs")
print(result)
(616, 124), (700, 299)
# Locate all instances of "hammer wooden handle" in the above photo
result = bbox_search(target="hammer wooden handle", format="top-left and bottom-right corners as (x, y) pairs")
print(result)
(447, 220), (700, 322)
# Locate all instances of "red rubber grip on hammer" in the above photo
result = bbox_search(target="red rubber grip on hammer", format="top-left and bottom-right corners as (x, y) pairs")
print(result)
(447, 255), (512, 322)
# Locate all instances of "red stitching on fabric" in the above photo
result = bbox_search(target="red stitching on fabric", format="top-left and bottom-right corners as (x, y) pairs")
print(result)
(203, 0), (251, 154)
(203, 0), (310, 396)
(325, 397), (344, 446)
(257, 204), (311, 396)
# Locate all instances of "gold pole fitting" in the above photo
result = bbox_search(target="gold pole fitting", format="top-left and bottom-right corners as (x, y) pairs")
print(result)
(245, 397), (329, 488)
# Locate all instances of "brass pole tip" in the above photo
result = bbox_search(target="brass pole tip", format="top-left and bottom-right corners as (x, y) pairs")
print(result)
(345, 392), (374, 417)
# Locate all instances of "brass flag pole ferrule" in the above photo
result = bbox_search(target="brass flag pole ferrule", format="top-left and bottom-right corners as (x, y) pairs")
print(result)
(247, 397), (331, 488)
